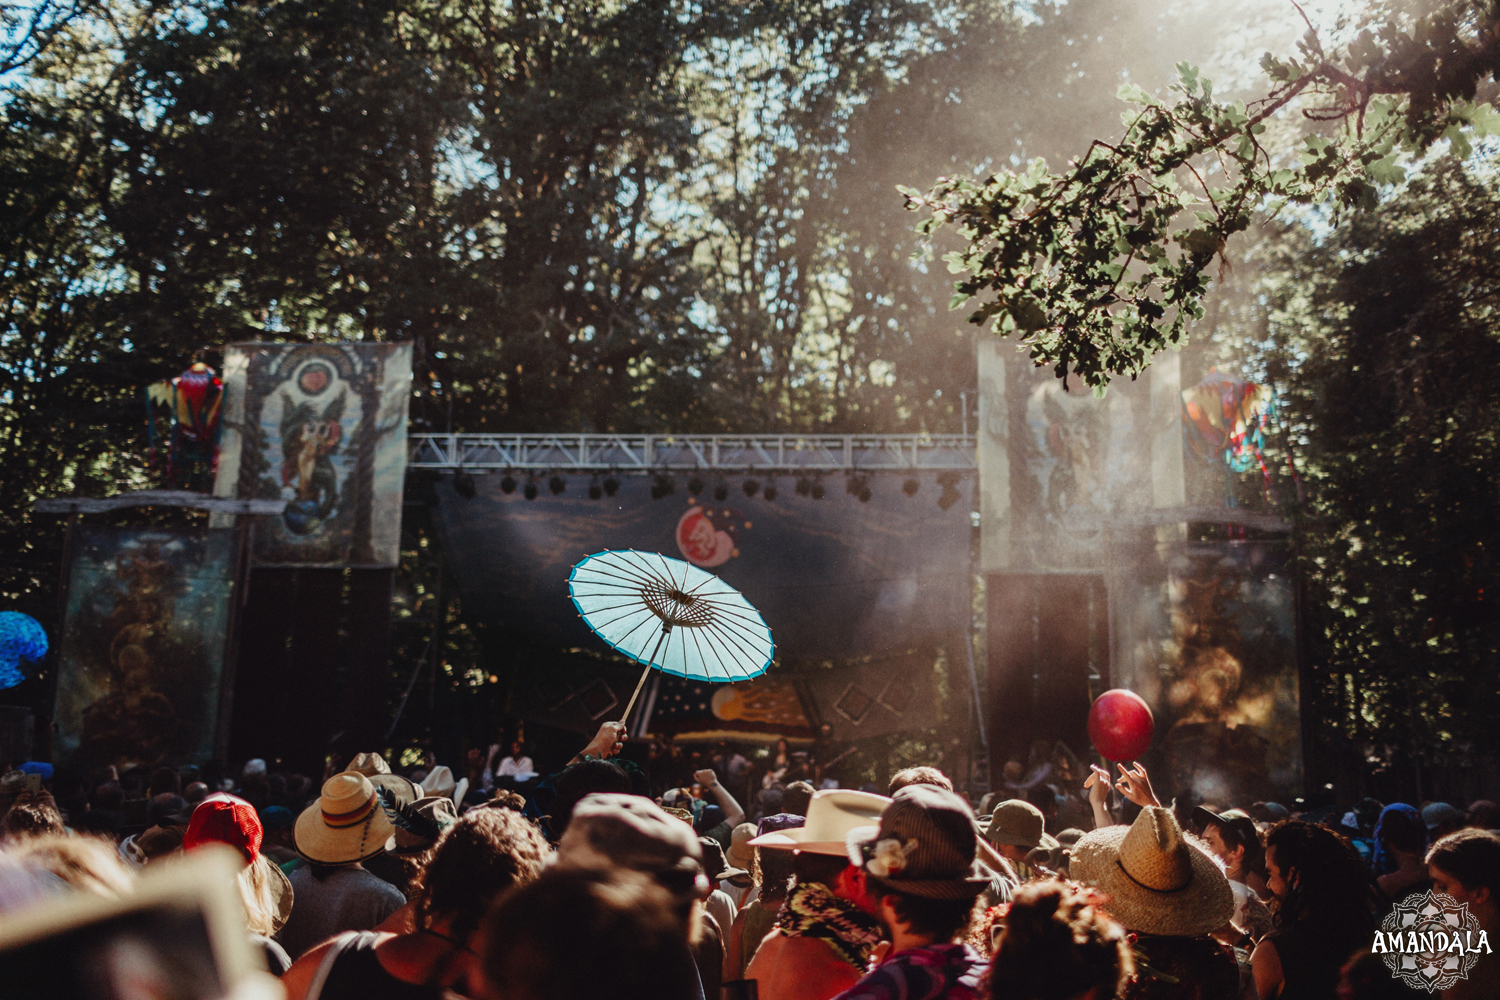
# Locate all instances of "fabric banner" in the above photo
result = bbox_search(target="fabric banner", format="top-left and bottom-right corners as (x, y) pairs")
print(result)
(212, 342), (411, 566)
(1110, 538), (1302, 802)
(432, 471), (973, 663)
(978, 343), (1184, 573)
(54, 527), (242, 770)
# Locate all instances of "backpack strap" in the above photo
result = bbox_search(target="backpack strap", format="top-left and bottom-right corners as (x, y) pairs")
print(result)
(305, 932), (359, 1000)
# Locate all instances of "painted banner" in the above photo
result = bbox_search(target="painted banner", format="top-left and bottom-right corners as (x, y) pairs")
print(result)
(54, 527), (242, 770)
(431, 471), (973, 662)
(977, 342), (1185, 573)
(212, 342), (411, 566)
(1110, 539), (1302, 802)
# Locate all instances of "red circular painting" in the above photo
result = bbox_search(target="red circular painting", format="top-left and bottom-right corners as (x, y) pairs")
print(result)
(676, 505), (738, 568)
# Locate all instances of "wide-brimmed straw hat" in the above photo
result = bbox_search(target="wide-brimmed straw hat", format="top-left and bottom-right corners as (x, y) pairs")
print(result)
(295, 771), (400, 864)
(1070, 806), (1234, 937)
(846, 784), (990, 899)
(749, 789), (890, 856)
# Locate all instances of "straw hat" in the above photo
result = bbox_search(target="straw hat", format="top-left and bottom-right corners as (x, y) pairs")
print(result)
(347, 752), (391, 777)
(748, 789), (891, 855)
(1070, 806), (1234, 937)
(295, 772), (398, 864)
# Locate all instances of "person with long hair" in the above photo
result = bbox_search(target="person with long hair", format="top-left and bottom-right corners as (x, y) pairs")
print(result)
(985, 880), (1134, 1000)
(280, 807), (548, 1000)
(1252, 820), (1374, 1000)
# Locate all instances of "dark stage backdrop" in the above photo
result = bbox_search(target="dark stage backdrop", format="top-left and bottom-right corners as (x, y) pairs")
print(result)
(431, 472), (973, 663)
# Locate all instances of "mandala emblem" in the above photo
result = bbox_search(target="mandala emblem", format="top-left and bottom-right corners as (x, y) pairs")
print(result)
(1376, 892), (1483, 993)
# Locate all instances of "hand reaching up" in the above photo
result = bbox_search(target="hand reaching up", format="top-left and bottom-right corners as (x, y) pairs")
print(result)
(1114, 761), (1161, 809)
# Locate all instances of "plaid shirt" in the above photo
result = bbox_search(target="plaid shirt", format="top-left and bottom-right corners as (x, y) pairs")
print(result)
(831, 943), (988, 1000)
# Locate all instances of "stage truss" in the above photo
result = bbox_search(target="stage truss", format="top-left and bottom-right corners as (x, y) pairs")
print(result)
(407, 433), (977, 474)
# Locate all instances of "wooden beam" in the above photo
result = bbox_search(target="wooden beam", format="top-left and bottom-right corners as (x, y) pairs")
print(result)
(33, 491), (285, 515)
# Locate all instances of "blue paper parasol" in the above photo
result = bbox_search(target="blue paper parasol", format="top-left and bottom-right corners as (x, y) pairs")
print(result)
(0, 612), (48, 690)
(568, 549), (775, 723)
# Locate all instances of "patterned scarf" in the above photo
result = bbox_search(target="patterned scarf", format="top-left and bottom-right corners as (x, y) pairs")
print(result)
(776, 881), (884, 969)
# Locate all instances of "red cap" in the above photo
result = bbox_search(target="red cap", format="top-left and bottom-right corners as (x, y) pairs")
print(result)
(183, 793), (262, 866)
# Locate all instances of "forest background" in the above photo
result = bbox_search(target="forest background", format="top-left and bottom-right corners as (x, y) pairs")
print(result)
(0, 0), (1495, 795)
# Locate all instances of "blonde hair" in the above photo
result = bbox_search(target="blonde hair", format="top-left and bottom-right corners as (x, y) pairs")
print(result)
(14, 834), (134, 898)
(236, 857), (279, 936)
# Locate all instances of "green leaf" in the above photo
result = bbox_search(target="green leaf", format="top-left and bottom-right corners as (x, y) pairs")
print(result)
(1117, 83), (1152, 105)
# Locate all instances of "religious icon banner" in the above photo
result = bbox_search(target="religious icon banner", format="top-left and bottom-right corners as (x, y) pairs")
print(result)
(53, 527), (243, 770)
(212, 342), (412, 567)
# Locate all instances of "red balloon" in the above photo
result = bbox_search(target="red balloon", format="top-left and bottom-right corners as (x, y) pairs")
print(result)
(1088, 689), (1155, 761)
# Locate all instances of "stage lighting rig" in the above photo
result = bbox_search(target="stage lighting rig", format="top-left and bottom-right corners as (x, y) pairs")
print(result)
(811, 478), (825, 500)
(902, 477), (919, 496)
(452, 469), (476, 499)
(523, 476), (539, 500)
(795, 476), (812, 497)
(588, 477), (603, 500)
(500, 473), (518, 494)
(762, 479), (778, 501)
(713, 480), (729, 501)
(602, 475), (620, 496)
(548, 474), (567, 495)
(742, 478), (759, 497)
(688, 475), (705, 495)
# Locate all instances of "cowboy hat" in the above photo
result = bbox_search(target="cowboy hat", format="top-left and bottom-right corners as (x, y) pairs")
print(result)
(294, 771), (399, 864)
(1070, 806), (1234, 937)
(726, 822), (757, 871)
(748, 789), (890, 856)
(421, 765), (456, 798)
(347, 752), (392, 777)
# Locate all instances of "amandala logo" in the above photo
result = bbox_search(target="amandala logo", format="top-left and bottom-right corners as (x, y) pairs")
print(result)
(1372, 891), (1491, 992)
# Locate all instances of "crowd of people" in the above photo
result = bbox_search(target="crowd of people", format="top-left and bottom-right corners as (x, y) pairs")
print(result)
(0, 723), (1496, 1000)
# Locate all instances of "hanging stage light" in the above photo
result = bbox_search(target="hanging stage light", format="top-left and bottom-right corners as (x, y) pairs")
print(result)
(500, 473), (518, 494)
(902, 477), (920, 496)
(762, 480), (778, 501)
(742, 478), (760, 497)
(936, 471), (962, 511)
(588, 477), (603, 500)
(713, 481), (729, 501)
(549, 474), (566, 495)
(650, 473), (676, 500)
(858, 481), (872, 503)
(845, 476), (859, 495)
(795, 476), (812, 497)
(688, 475), (705, 495)
(523, 477), (539, 500)
(811, 479), (826, 500)
(453, 469), (477, 499)
(602, 475), (620, 496)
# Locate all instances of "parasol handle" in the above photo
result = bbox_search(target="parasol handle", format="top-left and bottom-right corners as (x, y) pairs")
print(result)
(620, 625), (671, 726)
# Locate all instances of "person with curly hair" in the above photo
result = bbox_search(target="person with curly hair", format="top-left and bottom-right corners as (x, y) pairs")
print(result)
(280, 806), (549, 1000)
(985, 880), (1134, 1000)
(1252, 820), (1375, 1000)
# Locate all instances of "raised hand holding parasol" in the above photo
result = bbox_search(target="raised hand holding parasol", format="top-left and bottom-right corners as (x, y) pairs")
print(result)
(568, 549), (775, 726)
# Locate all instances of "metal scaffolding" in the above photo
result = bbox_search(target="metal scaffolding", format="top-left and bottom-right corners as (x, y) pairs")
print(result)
(407, 433), (977, 473)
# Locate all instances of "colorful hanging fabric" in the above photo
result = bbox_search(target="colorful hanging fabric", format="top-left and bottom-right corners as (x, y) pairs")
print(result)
(1181, 369), (1281, 503)
(146, 362), (223, 490)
